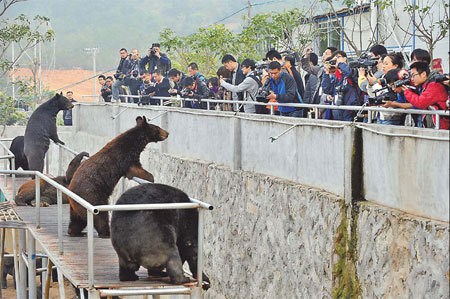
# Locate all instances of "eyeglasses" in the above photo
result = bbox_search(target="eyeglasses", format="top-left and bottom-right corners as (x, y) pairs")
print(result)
(335, 55), (343, 59)
(106, 80), (112, 83)
(411, 73), (421, 78)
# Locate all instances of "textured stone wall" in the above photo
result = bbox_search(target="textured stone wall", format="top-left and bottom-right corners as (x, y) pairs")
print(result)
(357, 202), (449, 298)
(145, 150), (449, 299)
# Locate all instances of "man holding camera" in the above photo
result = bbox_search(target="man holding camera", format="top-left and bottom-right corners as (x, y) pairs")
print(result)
(357, 45), (387, 94)
(401, 61), (449, 129)
(180, 76), (209, 109)
(220, 58), (259, 114)
(265, 61), (303, 117)
(168, 68), (187, 95)
(322, 51), (359, 121)
(124, 48), (144, 103)
(101, 76), (114, 102)
(111, 48), (132, 102)
(140, 43), (171, 76)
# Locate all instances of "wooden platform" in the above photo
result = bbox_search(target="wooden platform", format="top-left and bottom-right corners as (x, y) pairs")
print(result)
(1, 175), (197, 291)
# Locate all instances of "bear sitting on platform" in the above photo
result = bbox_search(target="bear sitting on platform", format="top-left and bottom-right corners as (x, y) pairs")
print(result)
(14, 152), (89, 206)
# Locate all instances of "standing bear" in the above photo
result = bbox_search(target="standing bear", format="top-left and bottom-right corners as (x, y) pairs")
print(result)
(24, 92), (74, 172)
(67, 116), (168, 238)
(110, 183), (210, 290)
(9, 136), (29, 171)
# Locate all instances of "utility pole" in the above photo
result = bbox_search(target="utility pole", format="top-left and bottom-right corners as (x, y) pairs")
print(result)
(12, 43), (15, 104)
(83, 47), (99, 96)
(247, 1), (252, 27)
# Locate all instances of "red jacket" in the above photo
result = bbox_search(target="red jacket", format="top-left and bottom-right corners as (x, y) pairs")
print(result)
(404, 81), (449, 130)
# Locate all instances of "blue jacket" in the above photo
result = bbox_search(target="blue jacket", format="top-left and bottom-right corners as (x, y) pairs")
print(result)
(269, 72), (303, 113)
(321, 62), (358, 121)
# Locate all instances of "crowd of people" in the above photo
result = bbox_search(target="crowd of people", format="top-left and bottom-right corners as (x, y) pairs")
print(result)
(96, 42), (450, 130)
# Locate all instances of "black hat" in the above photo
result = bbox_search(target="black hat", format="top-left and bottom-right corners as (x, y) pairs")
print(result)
(151, 43), (160, 48)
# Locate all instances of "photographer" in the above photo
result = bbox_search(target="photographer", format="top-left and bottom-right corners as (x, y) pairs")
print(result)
(149, 69), (171, 105)
(124, 48), (144, 103)
(180, 76), (209, 109)
(168, 68), (187, 95)
(101, 76), (114, 102)
(302, 52), (319, 104)
(140, 43), (171, 76)
(402, 61), (449, 129)
(220, 58), (259, 114)
(357, 45), (387, 93)
(111, 48), (132, 102)
(283, 54), (305, 100)
(321, 51), (359, 121)
(265, 61), (303, 117)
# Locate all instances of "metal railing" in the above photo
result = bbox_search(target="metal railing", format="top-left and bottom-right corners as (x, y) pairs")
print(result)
(0, 138), (16, 198)
(0, 139), (213, 297)
(80, 94), (450, 130)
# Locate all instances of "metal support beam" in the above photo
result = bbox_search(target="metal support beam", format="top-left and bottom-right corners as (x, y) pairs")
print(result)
(35, 177), (41, 228)
(27, 230), (37, 299)
(57, 189), (63, 254)
(18, 229), (27, 296)
(57, 268), (65, 299)
(87, 212), (94, 287)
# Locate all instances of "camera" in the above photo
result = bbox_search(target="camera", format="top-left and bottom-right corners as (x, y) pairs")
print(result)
(334, 85), (346, 106)
(393, 72), (411, 88)
(150, 48), (156, 56)
(368, 91), (397, 105)
(255, 83), (272, 102)
(114, 71), (123, 80)
(143, 80), (151, 89)
(132, 70), (139, 78)
(431, 73), (449, 83)
(255, 63), (268, 76)
(349, 53), (378, 73)
(180, 87), (193, 97)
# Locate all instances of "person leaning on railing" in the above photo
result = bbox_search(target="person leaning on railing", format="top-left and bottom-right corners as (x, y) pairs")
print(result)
(400, 61), (449, 130)
(265, 61), (304, 118)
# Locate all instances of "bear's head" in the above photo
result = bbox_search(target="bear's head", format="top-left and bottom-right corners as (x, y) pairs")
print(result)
(55, 92), (74, 111)
(136, 116), (169, 142)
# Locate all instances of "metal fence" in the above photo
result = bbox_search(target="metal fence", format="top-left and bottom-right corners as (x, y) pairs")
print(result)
(79, 94), (450, 130)
(0, 142), (213, 297)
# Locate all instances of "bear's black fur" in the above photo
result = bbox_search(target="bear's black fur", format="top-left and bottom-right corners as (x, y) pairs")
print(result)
(68, 116), (168, 238)
(24, 92), (74, 172)
(110, 183), (210, 289)
(9, 136), (29, 171)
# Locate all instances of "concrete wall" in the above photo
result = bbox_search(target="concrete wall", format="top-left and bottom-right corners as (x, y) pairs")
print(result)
(72, 103), (449, 222)
(2, 103), (449, 298)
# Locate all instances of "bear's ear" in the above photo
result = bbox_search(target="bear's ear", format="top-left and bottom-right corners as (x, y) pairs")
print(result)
(142, 115), (148, 123)
(59, 91), (63, 96)
(136, 116), (144, 125)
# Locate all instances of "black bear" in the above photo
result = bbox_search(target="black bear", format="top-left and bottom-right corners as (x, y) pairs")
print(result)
(24, 92), (74, 172)
(15, 152), (89, 206)
(110, 183), (210, 289)
(9, 136), (29, 171)
(67, 116), (168, 238)
(1, 253), (15, 289)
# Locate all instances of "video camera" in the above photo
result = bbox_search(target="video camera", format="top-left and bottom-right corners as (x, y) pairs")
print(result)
(368, 91), (397, 105)
(348, 53), (378, 73)
(255, 82), (272, 103)
(255, 63), (268, 77)
(393, 72), (411, 88)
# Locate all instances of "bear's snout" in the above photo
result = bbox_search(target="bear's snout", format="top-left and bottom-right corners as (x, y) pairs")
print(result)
(68, 102), (75, 109)
(159, 129), (169, 140)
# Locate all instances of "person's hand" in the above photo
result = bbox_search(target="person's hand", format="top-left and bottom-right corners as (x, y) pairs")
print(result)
(189, 92), (194, 97)
(367, 72), (377, 85)
(219, 78), (225, 84)
(398, 69), (408, 78)
(383, 101), (395, 108)
(401, 86), (408, 92)
(358, 67), (366, 78)
(266, 92), (277, 100)
(149, 92), (155, 97)
(326, 94), (333, 103)
(324, 63), (331, 74)
(154, 48), (161, 58)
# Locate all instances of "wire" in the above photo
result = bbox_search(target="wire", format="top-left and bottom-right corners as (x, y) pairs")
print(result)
(213, 0), (286, 24)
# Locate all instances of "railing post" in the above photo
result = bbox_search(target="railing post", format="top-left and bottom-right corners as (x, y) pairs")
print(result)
(12, 229), (21, 298)
(27, 230), (37, 299)
(18, 229), (27, 295)
(11, 157), (16, 198)
(207, 100), (210, 111)
(35, 175), (40, 228)
(58, 145), (63, 176)
(57, 189), (64, 255)
(435, 114), (440, 130)
(87, 211), (94, 287)
(270, 104), (274, 115)
(45, 149), (50, 174)
(196, 208), (204, 298)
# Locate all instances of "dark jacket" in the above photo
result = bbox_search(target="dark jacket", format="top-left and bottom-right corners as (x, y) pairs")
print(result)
(140, 53), (171, 75)
(101, 84), (112, 102)
(117, 57), (132, 79)
(189, 78), (209, 109)
(321, 62), (359, 121)
(151, 77), (171, 98)
(231, 64), (246, 101)
(303, 73), (318, 104)
(127, 58), (144, 78)
(269, 72), (302, 113)
(289, 66), (305, 100)
(172, 72), (187, 95)
(63, 99), (77, 126)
